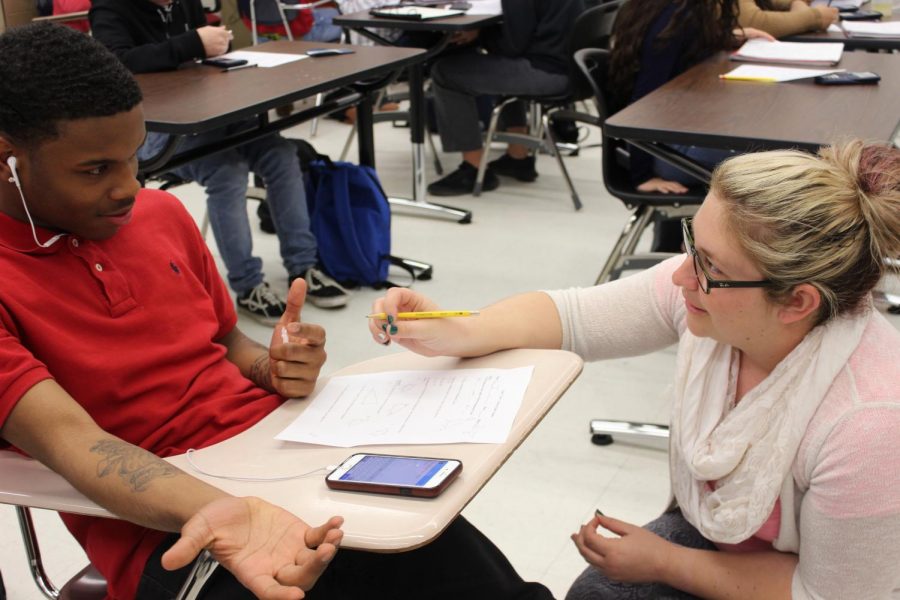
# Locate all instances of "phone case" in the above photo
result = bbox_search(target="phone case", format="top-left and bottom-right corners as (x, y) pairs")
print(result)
(840, 10), (882, 20)
(202, 58), (247, 68)
(325, 455), (463, 498)
(814, 72), (881, 85)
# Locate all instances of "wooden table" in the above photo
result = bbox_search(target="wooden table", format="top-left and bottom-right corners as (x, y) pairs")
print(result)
(136, 39), (425, 178)
(604, 51), (900, 179)
(333, 11), (503, 224)
(0, 348), (583, 551)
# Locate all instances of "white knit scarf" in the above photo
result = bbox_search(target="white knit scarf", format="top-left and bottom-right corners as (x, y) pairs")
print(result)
(670, 307), (871, 544)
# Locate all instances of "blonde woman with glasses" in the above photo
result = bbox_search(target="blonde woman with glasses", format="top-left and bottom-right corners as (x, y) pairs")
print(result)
(368, 140), (900, 599)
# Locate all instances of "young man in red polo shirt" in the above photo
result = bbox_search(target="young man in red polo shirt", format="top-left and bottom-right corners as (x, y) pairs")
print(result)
(0, 22), (554, 600)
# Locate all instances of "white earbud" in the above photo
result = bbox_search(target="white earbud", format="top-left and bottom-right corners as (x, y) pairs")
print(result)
(5, 155), (64, 249)
(6, 156), (18, 185)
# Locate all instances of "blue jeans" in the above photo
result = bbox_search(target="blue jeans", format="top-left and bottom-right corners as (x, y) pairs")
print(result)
(140, 125), (317, 294)
(302, 7), (342, 42)
(653, 145), (736, 186)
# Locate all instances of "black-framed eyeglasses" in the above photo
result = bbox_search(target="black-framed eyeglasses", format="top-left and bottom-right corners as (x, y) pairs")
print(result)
(681, 218), (772, 294)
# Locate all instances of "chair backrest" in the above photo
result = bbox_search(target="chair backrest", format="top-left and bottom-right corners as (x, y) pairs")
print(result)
(566, 0), (625, 101)
(573, 47), (706, 208)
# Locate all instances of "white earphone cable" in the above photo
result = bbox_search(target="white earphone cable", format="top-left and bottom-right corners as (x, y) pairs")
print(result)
(185, 448), (337, 483)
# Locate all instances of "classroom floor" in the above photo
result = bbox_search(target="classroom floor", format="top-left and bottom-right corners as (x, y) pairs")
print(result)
(2, 107), (898, 600)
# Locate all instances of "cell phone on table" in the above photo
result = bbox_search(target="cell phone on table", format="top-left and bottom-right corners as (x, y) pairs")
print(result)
(325, 453), (462, 498)
(306, 48), (355, 57)
(814, 71), (881, 85)
(840, 9), (882, 20)
(202, 57), (248, 68)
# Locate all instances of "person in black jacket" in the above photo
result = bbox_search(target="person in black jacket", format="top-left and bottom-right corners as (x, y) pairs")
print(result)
(90, 0), (351, 319)
(426, 0), (584, 197)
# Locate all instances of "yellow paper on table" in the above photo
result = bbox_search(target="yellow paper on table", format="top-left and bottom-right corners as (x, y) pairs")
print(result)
(720, 65), (843, 83)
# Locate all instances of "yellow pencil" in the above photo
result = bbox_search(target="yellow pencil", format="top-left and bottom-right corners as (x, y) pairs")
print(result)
(366, 310), (481, 320)
(719, 74), (777, 82)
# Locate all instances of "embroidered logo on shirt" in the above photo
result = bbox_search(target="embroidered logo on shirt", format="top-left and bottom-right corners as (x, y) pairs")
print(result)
(169, 260), (181, 275)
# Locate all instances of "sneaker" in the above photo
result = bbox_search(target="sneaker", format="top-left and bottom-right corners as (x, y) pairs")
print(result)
(257, 201), (276, 234)
(427, 161), (499, 197)
(290, 267), (350, 309)
(237, 282), (287, 325)
(488, 154), (538, 182)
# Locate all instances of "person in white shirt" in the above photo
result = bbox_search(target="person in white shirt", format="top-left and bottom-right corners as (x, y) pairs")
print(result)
(368, 140), (900, 599)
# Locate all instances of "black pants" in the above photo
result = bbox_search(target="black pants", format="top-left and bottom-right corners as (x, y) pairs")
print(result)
(137, 516), (555, 600)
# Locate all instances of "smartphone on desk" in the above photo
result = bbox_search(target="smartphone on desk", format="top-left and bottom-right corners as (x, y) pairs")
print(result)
(814, 71), (881, 85)
(306, 48), (355, 57)
(202, 57), (248, 68)
(326, 453), (462, 498)
(840, 9), (883, 20)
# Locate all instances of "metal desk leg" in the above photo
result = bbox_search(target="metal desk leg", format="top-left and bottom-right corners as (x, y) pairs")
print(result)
(387, 63), (472, 224)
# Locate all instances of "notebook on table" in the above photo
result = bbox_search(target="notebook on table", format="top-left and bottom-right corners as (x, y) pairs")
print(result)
(840, 21), (900, 38)
(731, 39), (845, 66)
(369, 5), (466, 20)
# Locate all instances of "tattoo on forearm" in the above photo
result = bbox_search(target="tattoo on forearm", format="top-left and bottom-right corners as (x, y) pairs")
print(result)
(90, 440), (179, 492)
(249, 353), (273, 390)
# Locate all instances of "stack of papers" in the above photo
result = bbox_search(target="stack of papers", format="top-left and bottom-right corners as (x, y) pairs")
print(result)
(218, 50), (307, 68)
(370, 6), (466, 20)
(731, 39), (844, 66)
(721, 65), (843, 82)
(840, 21), (900, 38)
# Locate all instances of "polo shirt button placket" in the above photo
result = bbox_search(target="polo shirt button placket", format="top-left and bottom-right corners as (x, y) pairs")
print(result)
(71, 239), (79, 248)
(95, 263), (103, 272)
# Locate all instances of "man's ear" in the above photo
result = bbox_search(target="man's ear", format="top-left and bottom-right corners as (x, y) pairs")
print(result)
(778, 283), (822, 325)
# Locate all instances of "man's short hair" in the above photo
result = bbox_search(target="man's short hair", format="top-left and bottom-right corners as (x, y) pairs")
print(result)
(0, 22), (143, 147)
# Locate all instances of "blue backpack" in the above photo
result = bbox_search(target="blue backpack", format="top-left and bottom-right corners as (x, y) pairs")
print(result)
(304, 156), (398, 288)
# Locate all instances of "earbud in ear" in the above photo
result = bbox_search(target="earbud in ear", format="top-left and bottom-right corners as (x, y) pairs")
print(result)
(6, 156), (17, 184)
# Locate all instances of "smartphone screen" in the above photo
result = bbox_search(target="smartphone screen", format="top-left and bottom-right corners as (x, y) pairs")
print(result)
(326, 454), (462, 497)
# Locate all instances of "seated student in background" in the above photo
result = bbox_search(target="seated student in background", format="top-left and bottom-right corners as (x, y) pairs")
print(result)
(371, 141), (900, 599)
(609, 0), (775, 195)
(738, 0), (838, 38)
(426, 0), (584, 197)
(0, 22), (557, 600)
(90, 0), (351, 321)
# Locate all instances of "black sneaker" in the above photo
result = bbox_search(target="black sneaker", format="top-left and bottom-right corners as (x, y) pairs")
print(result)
(488, 154), (538, 182)
(257, 201), (276, 234)
(237, 282), (287, 325)
(290, 267), (350, 309)
(427, 161), (499, 197)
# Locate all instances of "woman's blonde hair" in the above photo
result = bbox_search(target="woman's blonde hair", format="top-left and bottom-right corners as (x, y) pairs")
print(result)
(710, 140), (900, 324)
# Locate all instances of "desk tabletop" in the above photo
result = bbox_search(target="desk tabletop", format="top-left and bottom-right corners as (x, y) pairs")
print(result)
(0, 349), (582, 552)
(137, 40), (424, 135)
(605, 52), (900, 152)
(333, 9), (501, 32)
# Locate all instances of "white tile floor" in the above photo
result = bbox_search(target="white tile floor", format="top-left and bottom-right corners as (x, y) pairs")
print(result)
(2, 109), (898, 600)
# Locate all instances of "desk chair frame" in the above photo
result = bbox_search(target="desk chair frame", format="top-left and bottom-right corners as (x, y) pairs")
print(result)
(472, 1), (626, 211)
(14, 504), (217, 600)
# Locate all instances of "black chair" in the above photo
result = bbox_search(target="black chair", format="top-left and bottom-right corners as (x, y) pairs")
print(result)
(574, 47), (707, 447)
(472, 1), (625, 210)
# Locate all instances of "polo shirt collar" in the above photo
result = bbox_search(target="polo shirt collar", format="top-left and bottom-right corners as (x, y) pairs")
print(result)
(0, 210), (69, 255)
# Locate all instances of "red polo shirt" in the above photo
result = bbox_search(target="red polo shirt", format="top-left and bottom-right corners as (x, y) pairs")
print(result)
(0, 189), (283, 599)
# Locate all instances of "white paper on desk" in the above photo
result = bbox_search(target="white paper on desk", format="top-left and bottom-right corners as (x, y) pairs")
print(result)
(731, 39), (844, 65)
(840, 21), (900, 37)
(220, 50), (308, 68)
(276, 366), (534, 447)
(467, 0), (503, 15)
(812, 0), (864, 8)
(721, 64), (843, 82)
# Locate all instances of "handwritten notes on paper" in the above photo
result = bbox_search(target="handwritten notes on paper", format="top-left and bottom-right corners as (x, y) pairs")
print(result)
(276, 367), (534, 447)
